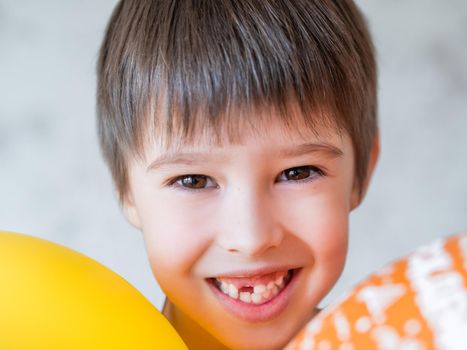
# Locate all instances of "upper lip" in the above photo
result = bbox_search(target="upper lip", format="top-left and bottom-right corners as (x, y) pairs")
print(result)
(207, 265), (301, 279)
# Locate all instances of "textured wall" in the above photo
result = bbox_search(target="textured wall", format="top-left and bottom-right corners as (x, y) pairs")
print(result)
(1, 0), (466, 309)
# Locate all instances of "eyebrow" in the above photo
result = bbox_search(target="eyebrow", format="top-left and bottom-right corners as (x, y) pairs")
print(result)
(146, 142), (343, 172)
(274, 142), (343, 159)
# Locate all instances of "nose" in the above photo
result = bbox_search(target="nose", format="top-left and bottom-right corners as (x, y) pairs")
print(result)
(215, 187), (284, 257)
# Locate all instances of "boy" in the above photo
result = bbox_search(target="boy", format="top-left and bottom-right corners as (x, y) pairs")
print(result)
(96, 0), (379, 349)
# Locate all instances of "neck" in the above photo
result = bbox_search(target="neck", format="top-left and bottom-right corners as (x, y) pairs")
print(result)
(163, 299), (231, 350)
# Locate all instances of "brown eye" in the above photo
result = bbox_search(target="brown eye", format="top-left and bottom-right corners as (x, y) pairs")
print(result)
(285, 167), (310, 180)
(172, 174), (218, 190)
(179, 175), (208, 188)
(278, 166), (323, 183)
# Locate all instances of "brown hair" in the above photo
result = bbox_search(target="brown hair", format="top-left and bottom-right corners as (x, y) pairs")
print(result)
(97, 0), (377, 203)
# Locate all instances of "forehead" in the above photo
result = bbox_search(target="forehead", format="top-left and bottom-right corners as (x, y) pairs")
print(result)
(139, 102), (345, 160)
(133, 110), (352, 169)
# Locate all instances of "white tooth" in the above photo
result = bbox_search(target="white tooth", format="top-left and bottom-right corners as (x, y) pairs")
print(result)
(253, 284), (266, 294)
(239, 292), (251, 303)
(251, 292), (262, 304)
(271, 285), (279, 296)
(228, 284), (239, 299)
(262, 290), (271, 299)
(220, 281), (229, 294)
(275, 275), (284, 286)
(267, 281), (275, 290)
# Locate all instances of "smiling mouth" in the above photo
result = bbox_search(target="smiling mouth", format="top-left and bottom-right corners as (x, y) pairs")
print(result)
(208, 269), (297, 305)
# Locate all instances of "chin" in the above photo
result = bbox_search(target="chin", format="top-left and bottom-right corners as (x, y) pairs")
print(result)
(209, 320), (297, 350)
(219, 336), (290, 350)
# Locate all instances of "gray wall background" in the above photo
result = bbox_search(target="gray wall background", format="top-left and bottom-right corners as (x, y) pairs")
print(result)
(1, 0), (466, 310)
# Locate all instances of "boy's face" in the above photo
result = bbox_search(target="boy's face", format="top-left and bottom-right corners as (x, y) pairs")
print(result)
(123, 110), (362, 349)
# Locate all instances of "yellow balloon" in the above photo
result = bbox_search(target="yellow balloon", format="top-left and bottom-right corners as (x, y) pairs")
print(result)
(0, 231), (187, 350)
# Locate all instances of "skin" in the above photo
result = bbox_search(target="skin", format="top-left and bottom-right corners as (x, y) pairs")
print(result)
(122, 109), (379, 350)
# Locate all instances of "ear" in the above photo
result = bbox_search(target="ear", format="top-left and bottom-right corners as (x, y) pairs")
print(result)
(121, 191), (142, 230)
(351, 132), (380, 210)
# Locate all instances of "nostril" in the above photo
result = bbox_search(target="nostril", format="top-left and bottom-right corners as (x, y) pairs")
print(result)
(227, 248), (239, 253)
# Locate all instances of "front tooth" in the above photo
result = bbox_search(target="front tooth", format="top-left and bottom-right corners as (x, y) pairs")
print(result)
(228, 284), (239, 299)
(251, 292), (262, 304)
(254, 284), (266, 294)
(220, 281), (229, 294)
(239, 292), (251, 303)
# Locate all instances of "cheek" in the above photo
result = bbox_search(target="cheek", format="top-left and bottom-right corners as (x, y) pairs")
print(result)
(138, 194), (214, 275)
(281, 187), (350, 259)
(283, 192), (349, 304)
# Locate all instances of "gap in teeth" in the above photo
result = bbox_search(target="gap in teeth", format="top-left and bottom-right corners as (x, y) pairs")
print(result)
(239, 286), (254, 293)
(214, 270), (292, 304)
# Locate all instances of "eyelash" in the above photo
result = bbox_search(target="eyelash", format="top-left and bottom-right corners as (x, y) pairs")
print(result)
(166, 166), (326, 192)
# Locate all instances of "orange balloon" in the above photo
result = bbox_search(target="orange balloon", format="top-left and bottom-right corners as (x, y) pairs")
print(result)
(286, 232), (467, 350)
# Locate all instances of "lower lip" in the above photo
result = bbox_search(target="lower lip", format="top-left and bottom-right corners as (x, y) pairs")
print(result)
(206, 268), (302, 323)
